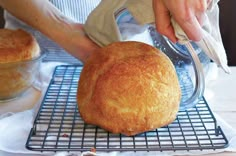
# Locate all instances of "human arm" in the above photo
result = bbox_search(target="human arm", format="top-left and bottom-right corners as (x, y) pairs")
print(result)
(152, 0), (212, 43)
(0, 0), (99, 63)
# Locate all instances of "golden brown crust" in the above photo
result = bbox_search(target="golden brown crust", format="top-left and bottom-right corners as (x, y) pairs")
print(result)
(77, 41), (181, 136)
(0, 28), (40, 63)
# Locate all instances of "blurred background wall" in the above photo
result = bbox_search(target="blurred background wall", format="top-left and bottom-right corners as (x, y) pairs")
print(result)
(0, 7), (4, 28)
(219, 0), (236, 66)
(0, 1), (235, 65)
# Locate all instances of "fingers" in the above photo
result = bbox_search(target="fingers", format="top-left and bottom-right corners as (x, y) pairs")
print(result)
(207, 0), (213, 8)
(153, 0), (209, 42)
(175, 0), (207, 41)
(174, 11), (204, 41)
(153, 0), (177, 43)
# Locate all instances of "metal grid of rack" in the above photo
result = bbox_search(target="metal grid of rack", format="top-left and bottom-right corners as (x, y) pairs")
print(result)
(42, 50), (82, 64)
(26, 65), (229, 152)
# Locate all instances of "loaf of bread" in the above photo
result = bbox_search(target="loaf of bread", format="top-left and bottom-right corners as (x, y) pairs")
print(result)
(0, 28), (40, 100)
(0, 28), (40, 63)
(77, 41), (181, 136)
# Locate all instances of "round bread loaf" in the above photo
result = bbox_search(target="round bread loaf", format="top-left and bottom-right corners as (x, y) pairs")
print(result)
(77, 41), (181, 136)
(0, 28), (40, 63)
(0, 28), (40, 100)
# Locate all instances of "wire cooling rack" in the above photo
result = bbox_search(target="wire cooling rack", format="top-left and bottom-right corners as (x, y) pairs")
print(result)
(42, 50), (82, 64)
(26, 65), (229, 152)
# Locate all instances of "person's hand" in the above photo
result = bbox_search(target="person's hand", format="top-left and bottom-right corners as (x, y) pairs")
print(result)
(56, 23), (100, 63)
(153, 0), (212, 43)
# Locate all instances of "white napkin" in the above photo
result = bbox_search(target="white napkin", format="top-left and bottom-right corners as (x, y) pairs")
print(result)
(0, 107), (236, 156)
(0, 63), (235, 156)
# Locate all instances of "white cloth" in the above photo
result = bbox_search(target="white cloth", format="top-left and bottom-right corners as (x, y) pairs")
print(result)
(0, 103), (236, 156)
(0, 62), (236, 156)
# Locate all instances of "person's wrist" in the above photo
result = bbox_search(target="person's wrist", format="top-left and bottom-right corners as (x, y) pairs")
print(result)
(54, 22), (99, 63)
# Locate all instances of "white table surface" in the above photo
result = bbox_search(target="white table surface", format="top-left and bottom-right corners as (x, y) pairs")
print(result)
(0, 64), (236, 156)
(201, 66), (236, 156)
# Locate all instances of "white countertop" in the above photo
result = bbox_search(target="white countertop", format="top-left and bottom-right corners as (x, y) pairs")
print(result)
(0, 63), (236, 156)
(205, 67), (236, 131)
